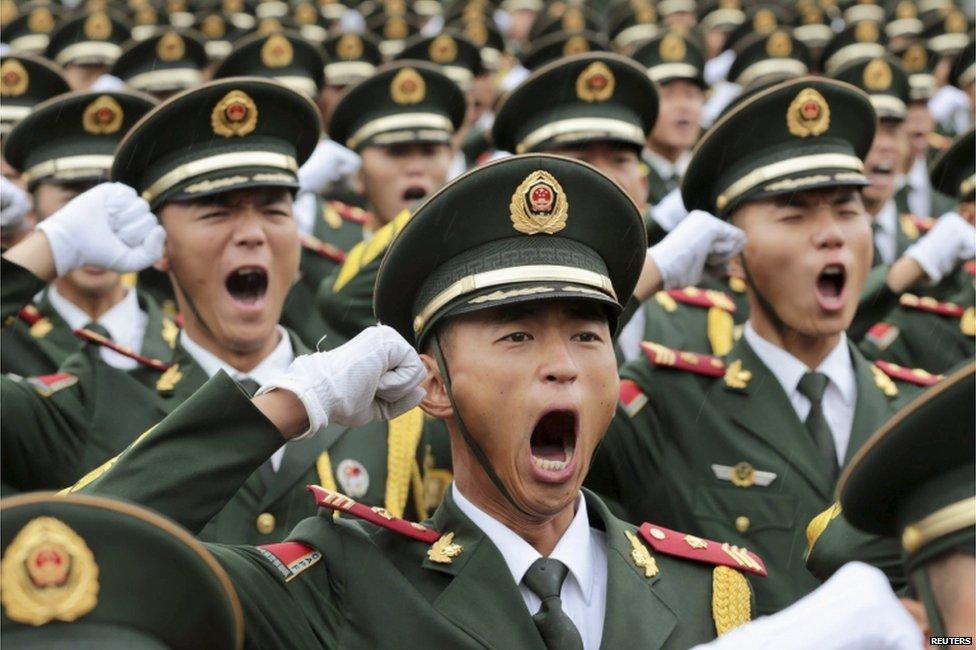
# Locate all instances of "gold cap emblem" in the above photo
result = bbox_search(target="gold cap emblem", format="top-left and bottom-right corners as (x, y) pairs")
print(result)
(901, 45), (927, 73)
(945, 10), (967, 34)
(294, 3), (317, 24)
(83, 11), (112, 40)
(261, 33), (294, 68)
(201, 14), (225, 38)
(27, 7), (55, 32)
(0, 517), (100, 626)
(635, 5), (655, 24)
(336, 33), (363, 60)
(1, 59), (29, 97)
(223, 0), (243, 12)
(786, 87), (830, 138)
(429, 34), (457, 64)
(82, 95), (124, 134)
(765, 30), (792, 57)
(135, 6), (157, 25)
(258, 17), (282, 35)
(562, 35), (590, 56)
(390, 67), (425, 104)
(894, 1), (915, 19)
(863, 57), (892, 91)
(156, 31), (185, 62)
(854, 20), (879, 43)
(211, 89), (258, 137)
(752, 8), (776, 33)
(510, 170), (569, 235)
(562, 7), (585, 31)
(464, 21), (488, 46)
(575, 61), (614, 102)
(384, 17), (408, 40)
(660, 33), (686, 62)
(0, 0), (15, 27)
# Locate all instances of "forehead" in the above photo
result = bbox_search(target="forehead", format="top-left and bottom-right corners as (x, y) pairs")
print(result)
(734, 185), (863, 215)
(448, 299), (610, 329)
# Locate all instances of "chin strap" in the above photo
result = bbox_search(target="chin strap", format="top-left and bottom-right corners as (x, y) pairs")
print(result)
(432, 335), (534, 517)
(912, 565), (946, 638)
(168, 268), (216, 342)
(740, 253), (788, 332)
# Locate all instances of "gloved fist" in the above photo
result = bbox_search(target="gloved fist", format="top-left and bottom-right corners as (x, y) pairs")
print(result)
(297, 139), (361, 196)
(904, 212), (976, 283)
(0, 176), (31, 232)
(35, 182), (165, 276)
(257, 325), (427, 436)
(647, 209), (746, 289)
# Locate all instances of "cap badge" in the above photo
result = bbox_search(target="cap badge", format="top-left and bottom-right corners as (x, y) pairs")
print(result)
(385, 17), (408, 40)
(135, 6), (157, 25)
(945, 10), (967, 33)
(390, 67), (425, 104)
(27, 7), (54, 32)
(82, 95), (124, 134)
(336, 33), (363, 60)
(752, 8), (776, 33)
(464, 21), (488, 46)
(765, 30), (792, 57)
(0, 516), (100, 626)
(261, 34), (294, 68)
(901, 45), (927, 72)
(258, 18), (282, 35)
(0, 59), (29, 96)
(636, 5), (656, 24)
(1, 0), (15, 27)
(786, 87), (830, 138)
(201, 14), (225, 38)
(576, 61), (614, 102)
(295, 3), (317, 24)
(428, 34), (457, 64)
(156, 31), (185, 62)
(863, 58), (892, 91)
(895, 1), (915, 19)
(562, 35), (590, 56)
(223, 0), (243, 12)
(83, 11), (112, 40)
(562, 7), (585, 31)
(510, 170), (569, 235)
(854, 20), (878, 43)
(336, 458), (370, 498)
(211, 89), (258, 137)
(660, 33), (686, 62)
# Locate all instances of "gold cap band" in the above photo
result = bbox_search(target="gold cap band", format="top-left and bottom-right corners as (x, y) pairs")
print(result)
(141, 150), (298, 202)
(346, 113), (454, 150)
(516, 117), (646, 154)
(22, 154), (115, 185)
(716, 153), (865, 210)
(901, 496), (976, 554)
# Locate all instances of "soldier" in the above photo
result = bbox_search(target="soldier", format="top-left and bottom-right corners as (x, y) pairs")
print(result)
(1, 78), (447, 542)
(0, 89), (173, 378)
(0, 491), (243, 648)
(74, 153), (762, 648)
(110, 28), (209, 100)
(585, 76), (947, 615)
(44, 10), (130, 90)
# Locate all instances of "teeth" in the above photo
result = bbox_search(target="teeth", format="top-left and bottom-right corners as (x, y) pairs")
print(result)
(822, 267), (842, 276)
(530, 438), (575, 473)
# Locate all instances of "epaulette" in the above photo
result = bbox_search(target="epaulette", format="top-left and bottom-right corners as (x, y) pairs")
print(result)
(325, 200), (369, 227)
(899, 293), (965, 318)
(899, 213), (934, 239)
(865, 322), (900, 350)
(873, 360), (942, 387)
(665, 287), (737, 313)
(640, 342), (725, 377)
(307, 485), (441, 543)
(300, 233), (347, 264)
(18, 305), (53, 338)
(73, 328), (171, 372)
(256, 541), (323, 582)
(619, 378), (648, 417)
(653, 289), (736, 355)
(638, 522), (767, 577)
(25, 372), (78, 396)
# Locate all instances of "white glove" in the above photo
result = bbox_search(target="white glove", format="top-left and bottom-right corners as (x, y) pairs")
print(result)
(35, 182), (166, 276)
(647, 209), (746, 289)
(89, 73), (126, 91)
(650, 187), (689, 231)
(297, 139), (361, 196)
(692, 562), (924, 650)
(257, 325), (427, 436)
(904, 212), (976, 283)
(0, 176), (31, 232)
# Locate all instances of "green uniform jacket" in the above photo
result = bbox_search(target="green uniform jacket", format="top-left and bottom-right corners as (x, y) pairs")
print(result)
(645, 165), (677, 207)
(894, 183), (956, 220)
(77, 373), (753, 649)
(586, 337), (924, 615)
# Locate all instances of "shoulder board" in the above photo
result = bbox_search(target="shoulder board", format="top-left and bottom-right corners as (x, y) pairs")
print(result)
(619, 379), (649, 417)
(964, 261), (976, 276)
(256, 541), (323, 582)
(26, 372), (78, 396)
(640, 342), (725, 377)
(73, 328), (171, 372)
(307, 485), (441, 543)
(873, 360), (942, 387)
(326, 200), (369, 225)
(898, 213), (933, 239)
(332, 209), (411, 293)
(18, 305), (53, 338)
(666, 287), (737, 313)
(865, 322), (900, 350)
(638, 522), (767, 577)
(18, 304), (43, 326)
(899, 293), (965, 317)
(300, 233), (347, 264)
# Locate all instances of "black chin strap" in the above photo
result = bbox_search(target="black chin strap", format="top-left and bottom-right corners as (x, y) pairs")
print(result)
(168, 267), (216, 341)
(740, 252), (788, 332)
(431, 335), (534, 517)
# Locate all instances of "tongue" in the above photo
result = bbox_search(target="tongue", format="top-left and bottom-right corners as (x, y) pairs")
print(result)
(532, 443), (564, 460)
(817, 276), (840, 298)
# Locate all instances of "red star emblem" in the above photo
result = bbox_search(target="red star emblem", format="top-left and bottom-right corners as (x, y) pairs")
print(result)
(95, 107), (114, 124)
(801, 100), (820, 120)
(225, 102), (248, 122)
(528, 182), (555, 213)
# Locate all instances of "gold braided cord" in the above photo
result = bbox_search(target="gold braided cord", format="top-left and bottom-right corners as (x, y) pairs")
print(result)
(332, 209), (411, 292)
(385, 408), (425, 518)
(315, 451), (341, 520)
(707, 307), (734, 356)
(712, 566), (752, 635)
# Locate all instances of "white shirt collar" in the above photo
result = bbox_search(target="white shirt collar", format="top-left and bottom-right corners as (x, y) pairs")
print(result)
(876, 199), (897, 236)
(643, 149), (691, 181)
(47, 284), (140, 344)
(907, 156), (929, 190)
(744, 323), (855, 407)
(452, 484), (596, 604)
(179, 326), (294, 385)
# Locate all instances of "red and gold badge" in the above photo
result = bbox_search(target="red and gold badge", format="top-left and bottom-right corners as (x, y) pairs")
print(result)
(765, 30), (792, 58)
(261, 33), (293, 68)
(83, 11), (112, 40)
(211, 89), (258, 137)
(28, 7), (54, 33)
(786, 87), (830, 138)
(510, 170), (569, 235)
(82, 95), (124, 134)
(428, 35), (457, 64)
(336, 33), (362, 60)
(390, 67), (425, 104)
(562, 35), (590, 56)
(659, 33), (686, 62)
(1, 59), (29, 97)
(575, 61), (614, 102)
(156, 31), (185, 62)
(863, 57), (892, 91)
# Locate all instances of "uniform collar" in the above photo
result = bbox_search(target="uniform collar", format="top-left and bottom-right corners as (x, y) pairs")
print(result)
(47, 283), (141, 346)
(452, 483), (597, 605)
(743, 322), (855, 407)
(179, 326), (294, 385)
(643, 149), (691, 181)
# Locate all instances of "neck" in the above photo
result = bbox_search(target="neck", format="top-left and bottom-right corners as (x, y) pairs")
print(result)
(54, 279), (127, 321)
(749, 310), (842, 370)
(647, 140), (684, 164)
(181, 320), (282, 374)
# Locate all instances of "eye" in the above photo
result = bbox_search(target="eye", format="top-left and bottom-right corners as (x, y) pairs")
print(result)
(573, 331), (603, 343)
(499, 331), (532, 343)
(198, 209), (228, 220)
(778, 212), (803, 223)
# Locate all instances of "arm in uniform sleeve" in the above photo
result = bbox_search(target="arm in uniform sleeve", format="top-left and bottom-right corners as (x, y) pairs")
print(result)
(72, 371), (285, 534)
(849, 264), (900, 341)
(0, 257), (47, 325)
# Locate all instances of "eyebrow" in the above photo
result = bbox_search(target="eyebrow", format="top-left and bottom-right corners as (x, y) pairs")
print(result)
(491, 300), (607, 324)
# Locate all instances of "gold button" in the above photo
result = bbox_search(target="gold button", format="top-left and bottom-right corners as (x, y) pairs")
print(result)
(649, 527), (666, 540)
(735, 516), (750, 533)
(256, 512), (276, 535)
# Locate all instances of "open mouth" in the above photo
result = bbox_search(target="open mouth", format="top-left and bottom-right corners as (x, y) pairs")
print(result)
(225, 266), (268, 306)
(529, 410), (578, 476)
(814, 263), (846, 311)
(402, 186), (428, 202)
(868, 161), (894, 182)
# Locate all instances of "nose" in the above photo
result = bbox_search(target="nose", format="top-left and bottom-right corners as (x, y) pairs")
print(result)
(813, 209), (845, 249)
(539, 336), (579, 385)
(233, 206), (268, 248)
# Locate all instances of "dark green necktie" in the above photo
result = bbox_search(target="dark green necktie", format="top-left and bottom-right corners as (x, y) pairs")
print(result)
(797, 372), (840, 480)
(83, 323), (111, 339)
(522, 558), (584, 650)
(237, 378), (260, 397)
(870, 220), (883, 268)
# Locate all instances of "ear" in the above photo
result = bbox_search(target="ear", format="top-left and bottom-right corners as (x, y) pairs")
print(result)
(350, 167), (365, 196)
(154, 236), (172, 273)
(418, 353), (454, 420)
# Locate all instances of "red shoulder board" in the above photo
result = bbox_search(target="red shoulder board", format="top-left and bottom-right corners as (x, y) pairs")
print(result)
(26, 372), (78, 396)
(865, 322), (900, 350)
(307, 485), (441, 543)
(300, 233), (347, 264)
(639, 523), (767, 577)
(873, 361), (942, 387)
(619, 379), (649, 417)
(327, 200), (369, 225)
(640, 342), (725, 377)
(899, 293), (965, 318)
(73, 328), (171, 372)
(256, 541), (322, 581)
(912, 215), (934, 235)
(18, 305), (43, 326)
(666, 287), (737, 313)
